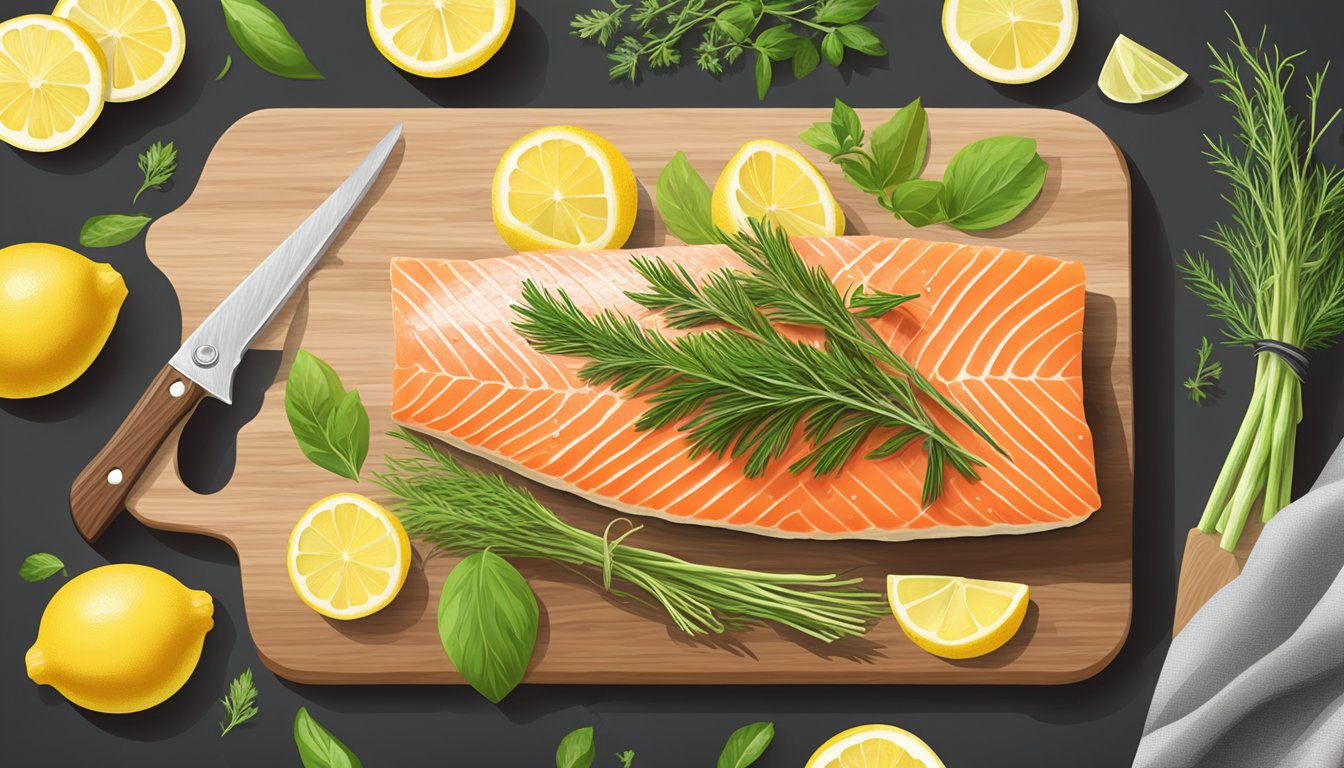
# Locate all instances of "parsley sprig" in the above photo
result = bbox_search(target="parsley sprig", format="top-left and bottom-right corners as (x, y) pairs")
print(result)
(133, 140), (177, 204)
(219, 668), (259, 737)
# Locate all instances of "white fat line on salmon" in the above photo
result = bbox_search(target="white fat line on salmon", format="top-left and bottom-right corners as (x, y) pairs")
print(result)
(424, 263), (535, 384)
(920, 246), (1008, 374)
(968, 261), (1070, 376)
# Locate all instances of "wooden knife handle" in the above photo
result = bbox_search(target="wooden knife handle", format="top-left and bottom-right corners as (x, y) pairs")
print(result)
(70, 365), (207, 542)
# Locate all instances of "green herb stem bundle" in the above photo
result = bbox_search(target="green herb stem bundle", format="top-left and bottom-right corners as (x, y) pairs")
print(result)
(1183, 19), (1344, 551)
(375, 429), (887, 642)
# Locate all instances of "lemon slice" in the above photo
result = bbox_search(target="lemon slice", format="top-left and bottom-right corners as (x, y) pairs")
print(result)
(491, 125), (638, 251)
(0, 15), (106, 152)
(288, 493), (413, 620)
(53, 0), (184, 102)
(806, 725), (947, 768)
(941, 0), (1078, 84)
(1099, 35), (1187, 104)
(367, 0), (514, 78)
(887, 574), (1029, 659)
(712, 139), (844, 237)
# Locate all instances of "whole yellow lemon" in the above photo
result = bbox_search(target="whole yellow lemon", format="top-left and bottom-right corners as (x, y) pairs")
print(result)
(25, 564), (214, 714)
(0, 242), (127, 399)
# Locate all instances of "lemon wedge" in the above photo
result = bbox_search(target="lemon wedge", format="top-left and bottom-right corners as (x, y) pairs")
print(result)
(1099, 35), (1187, 104)
(887, 574), (1029, 659)
(53, 0), (185, 103)
(806, 725), (947, 768)
(288, 493), (412, 620)
(941, 0), (1078, 84)
(712, 139), (844, 237)
(367, 0), (514, 78)
(0, 15), (106, 152)
(492, 125), (638, 251)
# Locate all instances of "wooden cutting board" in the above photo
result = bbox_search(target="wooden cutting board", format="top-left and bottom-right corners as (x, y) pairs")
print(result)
(135, 108), (1132, 685)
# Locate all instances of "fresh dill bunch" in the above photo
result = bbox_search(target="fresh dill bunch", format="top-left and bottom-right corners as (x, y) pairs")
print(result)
(218, 668), (259, 737)
(133, 140), (177, 204)
(374, 429), (888, 642)
(1184, 337), (1223, 405)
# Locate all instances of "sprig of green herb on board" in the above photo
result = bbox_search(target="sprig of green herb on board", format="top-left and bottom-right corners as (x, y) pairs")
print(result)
(513, 219), (999, 504)
(374, 428), (888, 641)
(1184, 337), (1222, 405)
(717, 722), (774, 768)
(220, 0), (324, 80)
(218, 668), (259, 737)
(571, 0), (886, 100)
(437, 551), (538, 703)
(293, 708), (362, 768)
(284, 350), (370, 482)
(1183, 18), (1344, 550)
(556, 727), (597, 768)
(801, 99), (1047, 232)
(133, 141), (177, 204)
(19, 553), (66, 582)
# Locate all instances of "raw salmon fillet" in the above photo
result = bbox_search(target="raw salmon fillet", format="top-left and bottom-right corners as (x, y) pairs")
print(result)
(391, 237), (1099, 541)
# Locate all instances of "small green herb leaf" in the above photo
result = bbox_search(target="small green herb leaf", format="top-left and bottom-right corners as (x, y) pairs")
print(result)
(284, 350), (369, 481)
(829, 99), (865, 151)
(800, 121), (843, 156)
(19, 553), (66, 582)
(943, 136), (1047, 231)
(834, 24), (886, 56)
(888, 179), (949, 228)
(815, 0), (880, 24)
(293, 708), (362, 768)
(849, 285), (919, 318)
(717, 721), (775, 768)
(134, 140), (177, 204)
(792, 39), (820, 79)
(556, 726), (596, 768)
(753, 49), (772, 100)
(220, 0), (324, 80)
(754, 25), (801, 62)
(80, 214), (153, 248)
(219, 668), (259, 737)
(1184, 336), (1222, 405)
(656, 153), (720, 245)
(216, 54), (233, 80)
(715, 3), (757, 43)
(821, 31), (844, 66)
(616, 751), (636, 768)
(437, 551), (538, 703)
(870, 99), (928, 189)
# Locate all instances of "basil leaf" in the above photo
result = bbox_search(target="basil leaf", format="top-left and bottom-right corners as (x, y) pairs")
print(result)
(821, 31), (844, 66)
(284, 349), (368, 481)
(716, 721), (775, 768)
(834, 24), (886, 56)
(830, 99), (865, 150)
(754, 25), (800, 62)
(791, 38), (820, 80)
(220, 0), (324, 80)
(815, 0), (879, 24)
(438, 551), (538, 703)
(799, 122), (843, 157)
(943, 136), (1047, 231)
(888, 179), (949, 227)
(80, 214), (152, 248)
(556, 726), (596, 768)
(715, 3), (757, 43)
(293, 708), (362, 768)
(837, 157), (883, 196)
(870, 98), (928, 189)
(753, 48), (772, 100)
(19, 553), (66, 582)
(656, 153), (720, 245)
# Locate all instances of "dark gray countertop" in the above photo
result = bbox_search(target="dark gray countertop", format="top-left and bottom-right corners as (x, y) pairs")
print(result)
(3, 0), (1343, 765)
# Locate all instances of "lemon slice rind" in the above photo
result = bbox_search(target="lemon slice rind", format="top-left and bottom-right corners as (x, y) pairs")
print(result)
(0, 15), (106, 153)
(805, 724), (947, 768)
(941, 0), (1078, 85)
(367, 0), (515, 78)
(287, 493), (411, 621)
(53, 0), (185, 103)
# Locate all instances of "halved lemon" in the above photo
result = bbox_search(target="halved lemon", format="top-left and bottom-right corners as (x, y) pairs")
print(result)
(887, 574), (1029, 659)
(54, 0), (185, 102)
(0, 15), (106, 152)
(1099, 35), (1187, 104)
(367, 0), (515, 78)
(287, 493), (413, 620)
(491, 125), (638, 251)
(712, 139), (844, 237)
(806, 725), (947, 768)
(942, 0), (1078, 84)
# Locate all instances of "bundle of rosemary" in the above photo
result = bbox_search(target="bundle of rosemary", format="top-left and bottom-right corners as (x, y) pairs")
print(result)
(1183, 19), (1344, 551)
(375, 429), (887, 641)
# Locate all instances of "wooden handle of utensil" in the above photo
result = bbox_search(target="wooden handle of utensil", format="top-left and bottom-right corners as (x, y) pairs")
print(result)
(70, 365), (207, 543)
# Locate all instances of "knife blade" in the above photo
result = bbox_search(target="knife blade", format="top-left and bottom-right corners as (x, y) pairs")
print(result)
(69, 124), (402, 543)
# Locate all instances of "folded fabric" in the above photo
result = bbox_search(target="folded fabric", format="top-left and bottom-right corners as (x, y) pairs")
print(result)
(1133, 438), (1344, 768)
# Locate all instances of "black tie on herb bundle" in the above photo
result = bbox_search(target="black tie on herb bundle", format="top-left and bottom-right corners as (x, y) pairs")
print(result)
(511, 219), (1003, 505)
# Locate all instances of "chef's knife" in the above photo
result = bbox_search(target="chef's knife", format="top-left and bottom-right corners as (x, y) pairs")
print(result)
(69, 124), (403, 543)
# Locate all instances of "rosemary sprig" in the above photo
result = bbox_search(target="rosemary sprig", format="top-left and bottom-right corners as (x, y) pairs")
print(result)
(1184, 337), (1223, 405)
(513, 220), (998, 505)
(375, 429), (887, 642)
(219, 668), (259, 737)
(133, 140), (177, 204)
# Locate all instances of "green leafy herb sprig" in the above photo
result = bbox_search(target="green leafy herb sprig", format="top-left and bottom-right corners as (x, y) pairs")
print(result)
(375, 428), (887, 642)
(284, 349), (371, 482)
(437, 551), (538, 703)
(294, 708), (362, 768)
(717, 722), (775, 767)
(19, 553), (66, 582)
(134, 141), (177, 204)
(801, 99), (1048, 232)
(80, 140), (178, 248)
(513, 219), (1000, 504)
(617, 751), (636, 767)
(220, 0), (324, 80)
(219, 668), (259, 737)
(557, 727), (597, 768)
(571, 0), (886, 100)
(1184, 336), (1222, 405)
